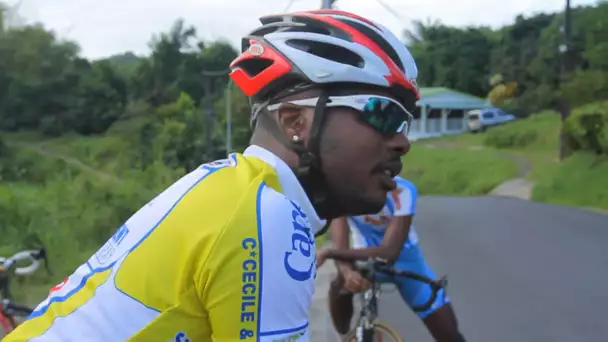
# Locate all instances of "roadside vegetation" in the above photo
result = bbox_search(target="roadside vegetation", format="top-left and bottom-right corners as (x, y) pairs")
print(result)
(402, 145), (518, 195)
(412, 107), (608, 209)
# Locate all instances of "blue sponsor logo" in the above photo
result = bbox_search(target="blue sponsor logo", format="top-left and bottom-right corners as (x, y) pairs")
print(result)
(173, 332), (190, 342)
(239, 237), (258, 339)
(284, 201), (315, 281)
(112, 225), (129, 245)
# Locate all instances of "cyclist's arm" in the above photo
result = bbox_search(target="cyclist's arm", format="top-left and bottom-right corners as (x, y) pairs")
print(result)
(329, 217), (356, 273)
(324, 182), (417, 264)
(325, 216), (411, 264)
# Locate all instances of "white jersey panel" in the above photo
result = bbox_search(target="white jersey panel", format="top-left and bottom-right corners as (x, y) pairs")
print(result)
(257, 185), (316, 341)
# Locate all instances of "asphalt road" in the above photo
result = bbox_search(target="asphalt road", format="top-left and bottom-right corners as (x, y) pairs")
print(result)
(377, 196), (608, 342)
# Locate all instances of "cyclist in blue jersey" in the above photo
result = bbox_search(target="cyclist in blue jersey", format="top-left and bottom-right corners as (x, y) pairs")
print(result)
(317, 176), (466, 342)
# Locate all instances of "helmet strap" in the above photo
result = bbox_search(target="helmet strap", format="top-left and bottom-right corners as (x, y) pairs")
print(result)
(292, 90), (336, 220)
(255, 90), (336, 220)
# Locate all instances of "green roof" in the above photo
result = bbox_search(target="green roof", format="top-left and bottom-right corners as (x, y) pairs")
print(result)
(417, 87), (490, 109)
(419, 87), (486, 100)
(419, 87), (452, 97)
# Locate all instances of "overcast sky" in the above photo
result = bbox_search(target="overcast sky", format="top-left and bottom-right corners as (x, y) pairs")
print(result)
(7, 0), (598, 59)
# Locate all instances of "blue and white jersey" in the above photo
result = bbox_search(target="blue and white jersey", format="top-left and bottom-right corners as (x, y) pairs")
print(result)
(348, 176), (419, 250)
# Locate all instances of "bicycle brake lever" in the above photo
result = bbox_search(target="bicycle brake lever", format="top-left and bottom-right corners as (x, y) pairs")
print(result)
(34, 248), (53, 276)
(437, 276), (448, 288)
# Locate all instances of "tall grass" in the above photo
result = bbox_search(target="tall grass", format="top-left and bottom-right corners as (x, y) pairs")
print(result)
(483, 111), (561, 151)
(401, 145), (518, 195)
(532, 153), (608, 209)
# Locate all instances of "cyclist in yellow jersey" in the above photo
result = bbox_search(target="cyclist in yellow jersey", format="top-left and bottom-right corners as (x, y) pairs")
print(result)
(5, 9), (420, 342)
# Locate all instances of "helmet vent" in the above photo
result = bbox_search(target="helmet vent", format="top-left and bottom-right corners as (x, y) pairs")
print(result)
(283, 25), (332, 36)
(234, 58), (274, 77)
(336, 18), (404, 73)
(286, 39), (364, 68)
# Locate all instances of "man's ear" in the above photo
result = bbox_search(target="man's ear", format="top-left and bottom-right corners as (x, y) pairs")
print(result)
(277, 106), (310, 142)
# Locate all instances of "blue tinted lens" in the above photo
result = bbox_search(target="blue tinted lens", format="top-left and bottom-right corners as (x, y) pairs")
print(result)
(360, 97), (412, 135)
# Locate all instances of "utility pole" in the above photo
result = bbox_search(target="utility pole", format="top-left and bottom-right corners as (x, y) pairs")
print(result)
(558, 0), (572, 161)
(225, 80), (233, 153)
(202, 69), (230, 159)
(321, 0), (335, 9)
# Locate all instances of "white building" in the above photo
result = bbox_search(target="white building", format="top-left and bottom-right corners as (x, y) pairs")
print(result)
(409, 87), (491, 141)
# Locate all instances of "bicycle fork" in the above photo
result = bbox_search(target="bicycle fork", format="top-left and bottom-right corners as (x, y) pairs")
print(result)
(355, 287), (379, 342)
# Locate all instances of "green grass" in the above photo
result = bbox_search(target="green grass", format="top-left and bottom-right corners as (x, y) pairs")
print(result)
(416, 110), (608, 210)
(482, 111), (561, 151)
(420, 131), (485, 148)
(401, 144), (518, 195)
(532, 153), (608, 210)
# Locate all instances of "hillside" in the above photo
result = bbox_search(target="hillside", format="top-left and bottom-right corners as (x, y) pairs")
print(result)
(103, 52), (144, 76)
(413, 111), (608, 210)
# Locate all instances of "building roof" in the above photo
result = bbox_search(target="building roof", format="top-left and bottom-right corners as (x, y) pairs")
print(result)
(417, 87), (490, 110)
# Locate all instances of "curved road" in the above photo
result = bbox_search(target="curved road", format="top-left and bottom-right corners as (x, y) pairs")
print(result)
(377, 196), (608, 342)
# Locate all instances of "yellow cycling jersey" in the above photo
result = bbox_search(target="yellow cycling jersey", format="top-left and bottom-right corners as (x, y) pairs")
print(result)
(5, 145), (325, 342)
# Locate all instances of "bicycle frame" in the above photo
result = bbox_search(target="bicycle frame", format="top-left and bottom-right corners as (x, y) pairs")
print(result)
(353, 278), (382, 340)
(0, 248), (49, 335)
(348, 258), (448, 341)
(0, 301), (18, 334)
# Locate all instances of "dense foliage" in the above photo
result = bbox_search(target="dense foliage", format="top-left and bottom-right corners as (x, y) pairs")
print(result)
(1, 2), (607, 154)
(407, 2), (608, 115)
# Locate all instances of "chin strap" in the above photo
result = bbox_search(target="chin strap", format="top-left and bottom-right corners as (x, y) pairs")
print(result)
(291, 91), (333, 218)
(257, 90), (336, 226)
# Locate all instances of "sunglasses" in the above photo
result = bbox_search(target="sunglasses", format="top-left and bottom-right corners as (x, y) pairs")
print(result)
(266, 94), (413, 135)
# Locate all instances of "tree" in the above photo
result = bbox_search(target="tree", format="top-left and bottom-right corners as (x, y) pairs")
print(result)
(132, 19), (197, 106)
(405, 20), (494, 97)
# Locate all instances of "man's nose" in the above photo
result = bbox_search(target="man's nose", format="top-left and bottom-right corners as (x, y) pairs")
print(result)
(386, 132), (410, 156)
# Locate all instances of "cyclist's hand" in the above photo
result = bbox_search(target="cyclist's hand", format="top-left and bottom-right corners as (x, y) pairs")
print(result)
(316, 248), (330, 268)
(342, 268), (372, 293)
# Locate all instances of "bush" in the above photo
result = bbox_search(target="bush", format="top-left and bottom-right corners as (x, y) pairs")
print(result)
(564, 101), (608, 155)
(0, 144), (75, 183)
(484, 127), (538, 148)
(483, 111), (560, 149)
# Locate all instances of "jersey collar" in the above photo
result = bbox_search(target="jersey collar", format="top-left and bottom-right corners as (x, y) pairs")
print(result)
(243, 145), (326, 235)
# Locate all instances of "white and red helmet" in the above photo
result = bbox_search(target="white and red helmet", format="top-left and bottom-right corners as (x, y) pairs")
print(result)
(229, 9), (420, 102)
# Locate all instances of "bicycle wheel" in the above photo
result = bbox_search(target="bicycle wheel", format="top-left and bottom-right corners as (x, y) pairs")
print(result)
(342, 322), (404, 342)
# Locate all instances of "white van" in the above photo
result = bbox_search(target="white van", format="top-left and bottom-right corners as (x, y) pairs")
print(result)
(467, 108), (516, 133)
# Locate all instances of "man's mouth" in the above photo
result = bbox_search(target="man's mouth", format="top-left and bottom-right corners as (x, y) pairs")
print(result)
(378, 160), (402, 178)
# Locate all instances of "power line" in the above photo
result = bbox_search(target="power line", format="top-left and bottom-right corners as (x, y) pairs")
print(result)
(321, 0), (335, 9)
(283, 0), (297, 12)
(375, 0), (411, 23)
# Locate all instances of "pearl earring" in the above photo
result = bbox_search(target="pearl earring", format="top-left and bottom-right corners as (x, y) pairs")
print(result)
(292, 135), (301, 142)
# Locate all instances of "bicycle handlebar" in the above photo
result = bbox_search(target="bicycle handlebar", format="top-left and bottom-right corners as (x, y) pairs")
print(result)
(0, 248), (51, 277)
(356, 258), (448, 313)
(1, 299), (33, 316)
